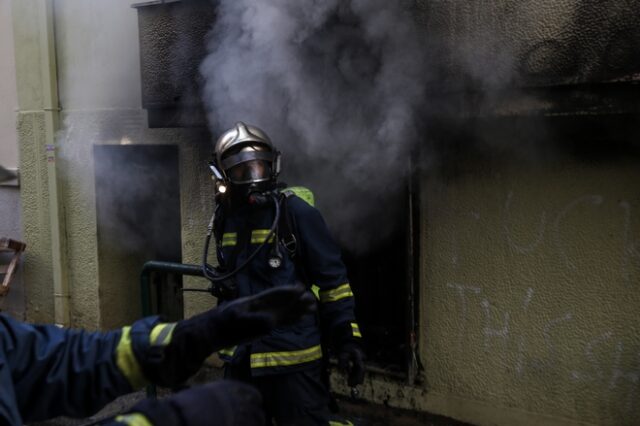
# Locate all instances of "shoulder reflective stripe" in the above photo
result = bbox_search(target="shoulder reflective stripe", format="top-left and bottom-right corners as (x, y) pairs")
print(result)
(116, 326), (147, 389)
(350, 323), (362, 338)
(329, 421), (354, 426)
(250, 229), (275, 244)
(319, 283), (353, 303)
(219, 346), (237, 357)
(284, 186), (315, 207)
(114, 413), (153, 426)
(250, 344), (322, 368)
(149, 323), (176, 347)
(221, 232), (237, 247)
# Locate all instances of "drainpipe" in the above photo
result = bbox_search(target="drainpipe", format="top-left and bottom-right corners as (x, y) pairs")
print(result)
(39, 1), (70, 326)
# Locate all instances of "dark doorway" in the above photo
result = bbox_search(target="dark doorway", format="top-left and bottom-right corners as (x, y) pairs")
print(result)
(94, 145), (183, 327)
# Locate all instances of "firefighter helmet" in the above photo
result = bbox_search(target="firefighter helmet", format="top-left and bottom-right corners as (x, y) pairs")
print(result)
(213, 122), (281, 185)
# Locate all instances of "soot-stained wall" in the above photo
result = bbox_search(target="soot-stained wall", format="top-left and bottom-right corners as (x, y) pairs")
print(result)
(331, 2), (640, 426)
(419, 118), (640, 426)
(135, 0), (214, 128)
(416, 0), (640, 88)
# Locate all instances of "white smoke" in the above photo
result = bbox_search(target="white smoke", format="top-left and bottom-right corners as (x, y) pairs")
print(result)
(200, 0), (427, 251)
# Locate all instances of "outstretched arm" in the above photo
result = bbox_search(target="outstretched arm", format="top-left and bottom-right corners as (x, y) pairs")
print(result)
(1, 285), (315, 424)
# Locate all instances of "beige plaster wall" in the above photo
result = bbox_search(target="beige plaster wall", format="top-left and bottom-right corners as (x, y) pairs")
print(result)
(12, 0), (56, 323)
(53, 0), (143, 329)
(13, 0), (215, 328)
(0, 1), (25, 318)
(420, 158), (640, 425)
(0, 0), (18, 168)
(332, 155), (640, 426)
(51, 0), (214, 329)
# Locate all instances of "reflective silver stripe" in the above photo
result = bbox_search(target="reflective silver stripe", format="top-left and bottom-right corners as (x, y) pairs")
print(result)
(250, 345), (322, 368)
(319, 283), (353, 303)
(150, 323), (176, 347)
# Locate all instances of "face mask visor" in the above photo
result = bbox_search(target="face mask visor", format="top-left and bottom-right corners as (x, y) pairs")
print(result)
(226, 159), (272, 185)
(222, 151), (274, 185)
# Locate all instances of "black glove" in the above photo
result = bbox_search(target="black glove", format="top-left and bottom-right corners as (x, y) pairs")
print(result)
(338, 343), (366, 387)
(118, 380), (264, 426)
(332, 322), (366, 387)
(138, 285), (316, 387)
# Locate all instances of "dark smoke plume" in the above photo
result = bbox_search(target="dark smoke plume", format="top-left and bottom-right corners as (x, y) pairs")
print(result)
(200, 0), (427, 251)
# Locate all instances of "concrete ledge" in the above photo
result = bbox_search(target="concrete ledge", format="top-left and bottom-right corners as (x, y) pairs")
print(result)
(331, 371), (597, 426)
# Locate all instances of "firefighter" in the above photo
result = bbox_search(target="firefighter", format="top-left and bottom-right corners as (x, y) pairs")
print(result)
(207, 122), (366, 425)
(0, 285), (315, 425)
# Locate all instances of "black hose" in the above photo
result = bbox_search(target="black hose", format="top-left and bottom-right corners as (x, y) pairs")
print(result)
(202, 192), (281, 284)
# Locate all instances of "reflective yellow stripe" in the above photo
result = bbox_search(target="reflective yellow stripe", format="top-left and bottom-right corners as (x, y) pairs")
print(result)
(116, 327), (147, 389)
(221, 232), (237, 247)
(219, 346), (237, 357)
(250, 344), (322, 368)
(319, 283), (353, 303)
(115, 413), (153, 426)
(149, 323), (176, 347)
(351, 322), (362, 338)
(311, 284), (320, 300)
(329, 421), (354, 426)
(250, 229), (275, 244)
(285, 186), (315, 207)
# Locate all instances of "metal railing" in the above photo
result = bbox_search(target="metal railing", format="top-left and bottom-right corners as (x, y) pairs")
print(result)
(140, 260), (207, 317)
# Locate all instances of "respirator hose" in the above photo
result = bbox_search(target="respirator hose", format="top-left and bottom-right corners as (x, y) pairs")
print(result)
(201, 192), (280, 287)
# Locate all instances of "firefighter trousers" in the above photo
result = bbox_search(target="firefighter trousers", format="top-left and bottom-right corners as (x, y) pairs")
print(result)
(224, 356), (337, 426)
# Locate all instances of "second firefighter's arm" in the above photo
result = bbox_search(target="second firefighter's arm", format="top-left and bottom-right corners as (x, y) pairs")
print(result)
(1, 286), (315, 424)
(1, 314), (163, 423)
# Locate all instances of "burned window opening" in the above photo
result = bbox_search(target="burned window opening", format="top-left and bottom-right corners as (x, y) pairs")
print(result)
(342, 178), (419, 378)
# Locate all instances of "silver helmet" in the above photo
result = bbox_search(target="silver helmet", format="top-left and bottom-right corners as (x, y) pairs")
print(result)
(212, 122), (281, 185)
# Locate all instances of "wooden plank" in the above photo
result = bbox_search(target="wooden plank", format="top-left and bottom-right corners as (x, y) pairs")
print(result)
(0, 237), (25, 297)
(0, 237), (26, 252)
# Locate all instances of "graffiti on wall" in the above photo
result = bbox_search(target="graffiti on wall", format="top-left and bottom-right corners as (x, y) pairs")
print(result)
(443, 190), (640, 417)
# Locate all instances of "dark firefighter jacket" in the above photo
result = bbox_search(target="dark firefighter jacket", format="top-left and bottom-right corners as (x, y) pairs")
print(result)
(216, 188), (361, 375)
(0, 313), (171, 425)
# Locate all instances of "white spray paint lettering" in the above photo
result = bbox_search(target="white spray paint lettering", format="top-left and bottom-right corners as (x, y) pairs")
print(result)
(553, 194), (604, 270)
(504, 190), (547, 254)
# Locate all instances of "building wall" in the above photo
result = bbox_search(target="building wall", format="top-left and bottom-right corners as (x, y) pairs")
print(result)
(13, 0), (215, 329)
(421, 154), (640, 425)
(412, 3), (640, 424)
(0, 1), (24, 318)
(414, 0), (640, 88)
(0, 0), (19, 168)
(331, 145), (640, 426)
(11, 1), (54, 322)
(331, 2), (640, 425)
(52, 0), (214, 329)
